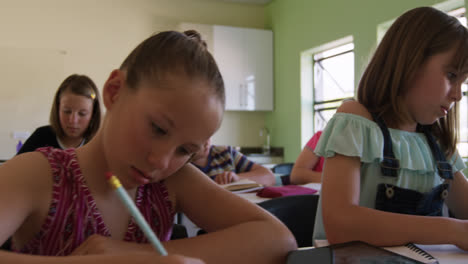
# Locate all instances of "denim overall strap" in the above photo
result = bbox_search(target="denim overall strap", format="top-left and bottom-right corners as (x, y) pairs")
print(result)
(371, 113), (399, 177)
(419, 125), (453, 180)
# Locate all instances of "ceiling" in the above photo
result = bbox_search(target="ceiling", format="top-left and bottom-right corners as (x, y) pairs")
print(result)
(217, 0), (272, 5)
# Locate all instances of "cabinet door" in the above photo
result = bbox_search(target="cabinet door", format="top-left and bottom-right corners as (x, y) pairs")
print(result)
(214, 25), (273, 111)
(213, 25), (245, 110)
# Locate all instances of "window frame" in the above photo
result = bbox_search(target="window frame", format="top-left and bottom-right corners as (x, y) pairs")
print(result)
(299, 36), (354, 148)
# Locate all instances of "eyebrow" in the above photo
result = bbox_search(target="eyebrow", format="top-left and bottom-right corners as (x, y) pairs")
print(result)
(157, 114), (202, 153)
(189, 144), (202, 153)
(160, 113), (175, 129)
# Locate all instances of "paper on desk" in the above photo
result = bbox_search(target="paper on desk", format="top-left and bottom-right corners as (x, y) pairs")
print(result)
(415, 244), (467, 264)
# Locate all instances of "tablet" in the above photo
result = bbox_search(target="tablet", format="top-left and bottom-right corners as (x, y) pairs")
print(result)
(287, 241), (429, 264)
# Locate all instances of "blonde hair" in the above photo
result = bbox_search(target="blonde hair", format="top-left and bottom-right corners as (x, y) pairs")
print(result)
(50, 74), (101, 142)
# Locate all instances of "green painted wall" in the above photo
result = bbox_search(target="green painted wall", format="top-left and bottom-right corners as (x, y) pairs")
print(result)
(265, 0), (464, 162)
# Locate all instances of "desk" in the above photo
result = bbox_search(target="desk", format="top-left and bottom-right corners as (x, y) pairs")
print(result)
(236, 183), (321, 204)
(180, 183), (321, 237)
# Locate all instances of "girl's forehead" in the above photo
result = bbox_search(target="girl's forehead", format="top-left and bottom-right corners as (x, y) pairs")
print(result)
(59, 93), (93, 108)
(135, 77), (223, 123)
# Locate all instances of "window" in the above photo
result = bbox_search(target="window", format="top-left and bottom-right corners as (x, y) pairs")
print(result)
(300, 36), (354, 147)
(449, 7), (468, 157)
(312, 43), (354, 132)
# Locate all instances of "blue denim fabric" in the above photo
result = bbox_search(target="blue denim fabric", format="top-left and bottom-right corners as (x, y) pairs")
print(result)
(375, 183), (449, 216)
(372, 113), (452, 216)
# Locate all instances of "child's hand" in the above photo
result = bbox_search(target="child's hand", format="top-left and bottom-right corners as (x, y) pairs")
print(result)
(71, 235), (206, 263)
(454, 221), (468, 251)
(144, 255), (205, 264)
(71, 234), (147, 255)
(214, 171), (240, 184)
(97, 254), (205, 264)
(154, 255), (205, 264)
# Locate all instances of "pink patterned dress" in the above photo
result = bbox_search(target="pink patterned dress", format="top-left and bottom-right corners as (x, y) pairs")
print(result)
(12, 147), (174, 256)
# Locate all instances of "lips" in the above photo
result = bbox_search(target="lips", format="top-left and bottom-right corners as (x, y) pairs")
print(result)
(130, 166), (151, 185)
(66, 127), (80, 133)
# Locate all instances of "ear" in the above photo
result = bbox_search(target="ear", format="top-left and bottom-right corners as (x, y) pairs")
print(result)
(103, 69), (125, 110)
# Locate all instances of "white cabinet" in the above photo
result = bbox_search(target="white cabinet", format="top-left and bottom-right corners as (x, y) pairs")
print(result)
(213, 25), (273, 111)
(178, 23), (273, 111)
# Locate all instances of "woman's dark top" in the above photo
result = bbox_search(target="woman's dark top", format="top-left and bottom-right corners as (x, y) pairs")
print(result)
(17, 125), (60, 155)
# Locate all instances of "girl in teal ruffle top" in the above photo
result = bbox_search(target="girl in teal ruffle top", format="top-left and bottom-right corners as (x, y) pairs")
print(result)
(313, 6), (468, 250)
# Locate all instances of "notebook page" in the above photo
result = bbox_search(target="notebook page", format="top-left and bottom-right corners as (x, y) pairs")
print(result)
(220, 179), (263, 193)
(415, 244), (467, 264)
(384, 244), (437, 264)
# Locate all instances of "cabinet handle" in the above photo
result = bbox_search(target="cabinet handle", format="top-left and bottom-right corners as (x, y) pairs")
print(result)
(239, 83), (244, 107)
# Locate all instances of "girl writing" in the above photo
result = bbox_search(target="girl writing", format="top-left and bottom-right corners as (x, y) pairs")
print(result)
(313, 6), (468, 249)
(0, 30), (296, 263)
(18, 74), (101, 154)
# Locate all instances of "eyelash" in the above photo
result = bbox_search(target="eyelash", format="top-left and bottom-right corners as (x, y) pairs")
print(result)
(150, 122), (193, 157)
(177, 147), (191, 156)
(151, 123), (167, 136)
(447, 72), (457, 81)
(63, 110), (88, 117)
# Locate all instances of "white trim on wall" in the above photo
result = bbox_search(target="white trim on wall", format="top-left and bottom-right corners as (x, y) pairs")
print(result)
(299, 35), (353, 148)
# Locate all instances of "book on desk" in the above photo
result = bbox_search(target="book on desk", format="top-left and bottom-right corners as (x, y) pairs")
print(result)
(288, 241), (435, 264)
(220, 179), (264, 193)
(313, 240), (468, 264)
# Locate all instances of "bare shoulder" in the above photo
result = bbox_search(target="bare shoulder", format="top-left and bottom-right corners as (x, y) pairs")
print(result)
(166, 163), (211, 187)
(0, 151), (53, 234)
(165, 163), (219, 211)
(337, 100), (373, 120)
(0, 152), (52, 196)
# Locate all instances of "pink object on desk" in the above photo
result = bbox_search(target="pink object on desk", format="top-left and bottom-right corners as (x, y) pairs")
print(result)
(257, 185), (318, 198)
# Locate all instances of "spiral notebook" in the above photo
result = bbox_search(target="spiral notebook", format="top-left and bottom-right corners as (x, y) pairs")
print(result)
(306, 240), (438, 264)
(384, 243), (438, 264)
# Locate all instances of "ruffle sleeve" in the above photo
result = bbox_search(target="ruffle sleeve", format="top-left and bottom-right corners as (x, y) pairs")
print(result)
(314, 113), (465, 174)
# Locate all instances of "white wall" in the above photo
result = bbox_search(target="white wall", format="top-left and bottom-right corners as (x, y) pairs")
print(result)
(0, 0), (268, 159)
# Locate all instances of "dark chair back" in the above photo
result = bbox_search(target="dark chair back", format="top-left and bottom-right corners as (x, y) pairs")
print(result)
(271, 163), (294, 185)
(271, 163), (294, 174)
(170, 224), (188, 240)
(258, 194), (318, 247)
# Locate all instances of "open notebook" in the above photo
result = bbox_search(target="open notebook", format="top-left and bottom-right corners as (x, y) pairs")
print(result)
(312, 240), (437, 264)
(384, 243), (437, 263)
(220, 179), (263, 193)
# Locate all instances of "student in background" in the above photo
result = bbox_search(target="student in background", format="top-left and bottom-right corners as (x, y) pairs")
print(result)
(191, 138), (276, 186)
(17, 74), (101, 154)
(290, 130), (324, 184)
(0, 30), (295, 263)
(313, 6), (468, 249)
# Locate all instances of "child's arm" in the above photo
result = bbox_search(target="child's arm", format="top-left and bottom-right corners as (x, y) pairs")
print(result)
(1, 250), (205, 264)
(321, 100), (468, 250)
(0, 152), (52, 248)
(165, 164), (297, 264)
(446, 171), (468, 219)
(322, 153), (468, 249)
(290, 147), (322, 184)
(219, 163), (275, 186)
